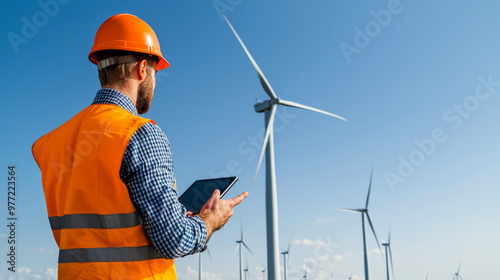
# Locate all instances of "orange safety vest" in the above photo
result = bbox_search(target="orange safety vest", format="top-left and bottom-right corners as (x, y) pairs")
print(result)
(32, 104), (177, 279)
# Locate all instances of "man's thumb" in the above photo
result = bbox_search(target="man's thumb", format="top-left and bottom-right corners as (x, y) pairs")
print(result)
(212, 189), (221, 198)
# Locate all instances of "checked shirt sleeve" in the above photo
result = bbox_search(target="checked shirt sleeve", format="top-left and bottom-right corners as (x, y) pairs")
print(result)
(120, 122), (207, 259)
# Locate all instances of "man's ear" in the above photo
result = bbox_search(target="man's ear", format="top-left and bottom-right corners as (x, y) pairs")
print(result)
(137, 59), (148, 81)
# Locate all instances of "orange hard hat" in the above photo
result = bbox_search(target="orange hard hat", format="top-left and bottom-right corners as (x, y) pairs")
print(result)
(89, 14), (170, 70)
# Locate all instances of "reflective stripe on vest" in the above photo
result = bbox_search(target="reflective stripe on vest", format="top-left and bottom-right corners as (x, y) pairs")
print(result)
(59, 246), (163, 263)
(49, 212), (142, 230)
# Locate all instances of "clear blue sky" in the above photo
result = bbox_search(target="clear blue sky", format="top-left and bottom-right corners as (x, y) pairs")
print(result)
(1, 0), (499, 279)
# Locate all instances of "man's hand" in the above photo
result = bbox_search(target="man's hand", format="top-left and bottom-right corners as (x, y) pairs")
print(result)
(198, 189), (248, 242)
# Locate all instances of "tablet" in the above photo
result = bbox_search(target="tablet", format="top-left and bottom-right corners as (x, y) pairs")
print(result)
(179, 176), (238, 214)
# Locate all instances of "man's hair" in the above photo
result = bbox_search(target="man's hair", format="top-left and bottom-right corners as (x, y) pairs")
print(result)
(94, 50), (158, 86)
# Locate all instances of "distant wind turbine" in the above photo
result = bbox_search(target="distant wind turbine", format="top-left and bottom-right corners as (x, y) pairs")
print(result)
(234, 225), (253, 280)
(243, 258), (250, 280)
(281, 232), (294, 280)
(198, 248), (212, 280)
(261, 266), (266, 280)
(454, 262), (463, 280)
(336, 168), (382, 280)
(302, 265), (308, 280)
(381, 231), (395, 280)
(223, 14), (347, 280)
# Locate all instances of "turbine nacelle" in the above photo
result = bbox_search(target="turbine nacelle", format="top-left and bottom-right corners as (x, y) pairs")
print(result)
(254, 98), (279, 112)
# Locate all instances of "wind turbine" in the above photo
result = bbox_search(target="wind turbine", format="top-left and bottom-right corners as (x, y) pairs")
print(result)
(223, 14), (348, 280)
(243, 258), (250, 280)
(454, 262), (463, 280)
(198, 248), (212, 280)
(302, 266), (308, 280)
(234, 226), (253, 280)
(381, 231), (395, 280)
(336, 168), (382, 280)
(281, 232), (294, 280)
(261, 266), (267, 280)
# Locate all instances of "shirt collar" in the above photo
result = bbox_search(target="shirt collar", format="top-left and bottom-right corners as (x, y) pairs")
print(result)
(92, 88), (138, 116)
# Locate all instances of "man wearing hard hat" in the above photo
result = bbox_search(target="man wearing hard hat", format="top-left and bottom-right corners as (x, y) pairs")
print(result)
(32, 14), (248, 279)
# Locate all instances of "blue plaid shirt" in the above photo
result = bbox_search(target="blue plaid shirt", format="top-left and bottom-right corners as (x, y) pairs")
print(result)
(93, 88), (207, 259)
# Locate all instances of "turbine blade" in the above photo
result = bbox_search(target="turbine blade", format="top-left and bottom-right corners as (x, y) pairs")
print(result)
(457, 262), (462, 274)
(278, 99), (348, 122)
(336, 208), (363, 213)
(232, 244), (239, 257)
(389, 246), (395, 280)
(241, 222), (244, 241)
(222, 14), (278, 99)
(365, 213), (382, 253)
(388, 230), (391, 244)
(207, 248), (213, 263)
(287, 230), (295, 253)
(242, 241), (253, 255)
(365, 166), (373, 208)
(253, 104), (277, 182)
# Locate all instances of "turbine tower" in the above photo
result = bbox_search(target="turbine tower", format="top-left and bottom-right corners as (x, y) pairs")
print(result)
(336, 168), (382, 280)
(223, 14), (347, 280)
(234, 226), (253, 280)
(381, 231), (394, 280)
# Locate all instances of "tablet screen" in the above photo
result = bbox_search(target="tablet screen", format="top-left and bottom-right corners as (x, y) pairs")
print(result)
(179, 176), (238, 214)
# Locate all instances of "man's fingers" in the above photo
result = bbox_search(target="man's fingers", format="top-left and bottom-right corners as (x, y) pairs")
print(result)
(229, 191), (248, 207)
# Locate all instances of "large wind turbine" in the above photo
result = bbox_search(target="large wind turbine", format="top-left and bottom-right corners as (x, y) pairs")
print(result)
(336, 168), (382, 280)
(223, 14), (348, 280)
(381, 231), (395, 280)
(234, 226), (253, 280)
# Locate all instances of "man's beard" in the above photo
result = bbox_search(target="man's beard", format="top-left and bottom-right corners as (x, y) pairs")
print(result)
(136, 74), (154, 114)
